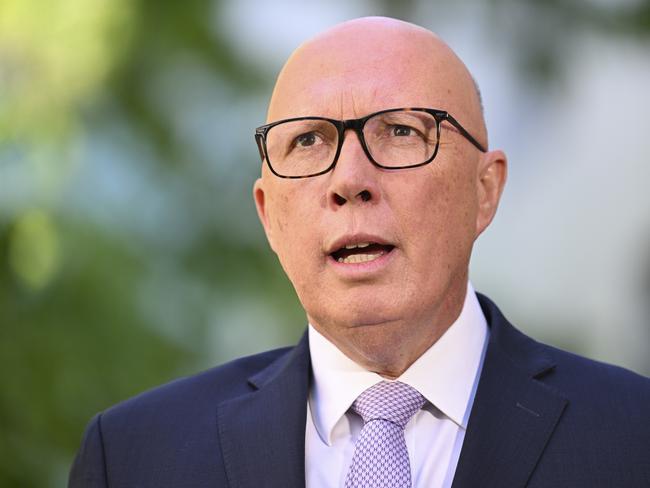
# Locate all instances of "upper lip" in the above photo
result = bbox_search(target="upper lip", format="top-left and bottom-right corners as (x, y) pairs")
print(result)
(325, 233), (395, 255)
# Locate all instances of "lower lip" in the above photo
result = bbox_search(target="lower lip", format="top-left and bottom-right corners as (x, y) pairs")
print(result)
(327, 248), (396, 277)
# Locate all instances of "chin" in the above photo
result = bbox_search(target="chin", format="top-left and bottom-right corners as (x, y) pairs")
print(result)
(299, 276), (430, 332)
(311, 301), (408, 338)
(335, 292), (405, 326)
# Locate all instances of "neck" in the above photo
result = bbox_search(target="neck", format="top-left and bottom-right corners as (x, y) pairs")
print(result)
(309, 281), (468, 378)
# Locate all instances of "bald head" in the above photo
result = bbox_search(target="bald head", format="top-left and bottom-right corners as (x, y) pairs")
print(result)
(268, 16), (487, 145)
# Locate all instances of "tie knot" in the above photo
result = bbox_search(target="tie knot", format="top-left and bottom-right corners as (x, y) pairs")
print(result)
(351, 381), (425, 428)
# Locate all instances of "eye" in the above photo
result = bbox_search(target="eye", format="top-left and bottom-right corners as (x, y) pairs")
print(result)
(295, 132), (318, 147)
(391, 125), (413, 137)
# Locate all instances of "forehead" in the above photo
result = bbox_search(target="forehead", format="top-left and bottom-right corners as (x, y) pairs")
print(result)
(268, 28), (472, 123)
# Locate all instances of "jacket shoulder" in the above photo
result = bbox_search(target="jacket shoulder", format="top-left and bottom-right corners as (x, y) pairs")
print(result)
(69, 346), (297, 487)
(478, 292), (650, 397)
(542, 342), (650, 409)
(474, 293), (650, 486)
(104, 346), (294, 419)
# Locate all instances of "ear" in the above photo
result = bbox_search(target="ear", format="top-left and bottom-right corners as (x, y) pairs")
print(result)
(253, 178), (277, 253)
(475, 149), (507, 238)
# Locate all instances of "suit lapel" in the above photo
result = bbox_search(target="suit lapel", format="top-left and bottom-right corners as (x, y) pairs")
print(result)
(451, 295), (568, 488)
(217, 333), (311, 488)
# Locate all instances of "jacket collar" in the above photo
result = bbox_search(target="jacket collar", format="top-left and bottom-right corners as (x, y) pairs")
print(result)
(217, 332), (311, 488)
(451, 293), (568, 487)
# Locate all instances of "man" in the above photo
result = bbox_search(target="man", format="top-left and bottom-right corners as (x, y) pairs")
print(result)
(70, 17), (650, 488)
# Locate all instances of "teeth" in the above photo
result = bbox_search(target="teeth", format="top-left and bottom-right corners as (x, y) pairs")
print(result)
(344, 242), (371, 250)
(337, 251), (384, 264)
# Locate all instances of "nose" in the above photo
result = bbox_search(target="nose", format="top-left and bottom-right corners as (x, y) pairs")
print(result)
(327, 130), (380, 208)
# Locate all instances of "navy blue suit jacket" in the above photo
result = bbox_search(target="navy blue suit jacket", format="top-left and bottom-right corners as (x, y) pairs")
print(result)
(69, 294), (650, 487)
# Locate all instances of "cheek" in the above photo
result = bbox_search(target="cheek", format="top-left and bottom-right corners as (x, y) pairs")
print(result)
(401, 164), (478, 265)
(267, 186), (322, 275)
(270, 191), (290, 235)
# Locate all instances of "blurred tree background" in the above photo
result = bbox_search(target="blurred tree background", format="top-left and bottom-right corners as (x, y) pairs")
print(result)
(1, 0), (649, 486)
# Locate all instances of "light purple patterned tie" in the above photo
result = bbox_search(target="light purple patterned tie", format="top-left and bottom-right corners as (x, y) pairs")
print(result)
(344, 381), (425, 488)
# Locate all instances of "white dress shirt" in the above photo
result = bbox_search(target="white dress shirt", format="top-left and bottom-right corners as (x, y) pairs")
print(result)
(305, 282), (488, 488)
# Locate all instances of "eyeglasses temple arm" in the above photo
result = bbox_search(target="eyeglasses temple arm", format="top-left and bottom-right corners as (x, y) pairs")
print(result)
(444, 114), (487, 153)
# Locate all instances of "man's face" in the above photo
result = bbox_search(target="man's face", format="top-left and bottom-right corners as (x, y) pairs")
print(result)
(254, 19), (504, 372)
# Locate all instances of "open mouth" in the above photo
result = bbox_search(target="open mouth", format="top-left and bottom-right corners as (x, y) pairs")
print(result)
(330, 242), (395, 264)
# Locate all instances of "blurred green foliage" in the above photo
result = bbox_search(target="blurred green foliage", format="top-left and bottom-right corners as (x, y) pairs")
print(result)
(1, 0), (649, 486)
(0, 0), (295, 485)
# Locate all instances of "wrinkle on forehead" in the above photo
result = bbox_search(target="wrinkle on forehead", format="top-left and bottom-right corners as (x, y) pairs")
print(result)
(278, 76), (394, 120)
(267, 17), (487, 143)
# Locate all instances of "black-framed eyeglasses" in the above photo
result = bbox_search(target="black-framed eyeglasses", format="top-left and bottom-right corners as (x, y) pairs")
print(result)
(254, 107), (486, 179)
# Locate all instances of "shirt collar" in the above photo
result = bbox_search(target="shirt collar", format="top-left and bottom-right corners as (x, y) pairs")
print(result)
(308, 282), (488, 446)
